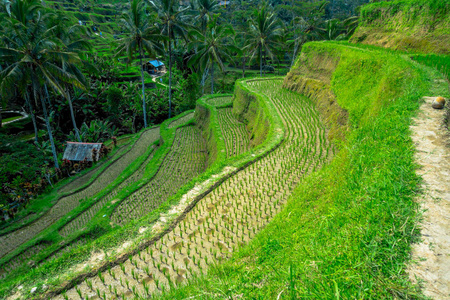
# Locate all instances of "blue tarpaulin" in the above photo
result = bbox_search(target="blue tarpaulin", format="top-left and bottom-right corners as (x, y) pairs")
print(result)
(148, 60), (164, 68)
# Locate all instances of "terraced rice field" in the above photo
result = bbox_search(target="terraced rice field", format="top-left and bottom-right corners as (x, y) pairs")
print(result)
(217, 107), (251, 158)
(59, 137), (132, 195)
(206, 96), (233, 107)
(167, 112), (194, 129)
(0, 242), (51, 280)
(111, 125), (207, 226)
(0, 128), (160, 260)
(58, 147), (125, 194)
(48, 232), (105, 263)
(59, 145), (158, 236)
(56, 79), (333, 299)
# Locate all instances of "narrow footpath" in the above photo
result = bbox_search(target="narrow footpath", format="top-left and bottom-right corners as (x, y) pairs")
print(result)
(408, 95), (450, 299)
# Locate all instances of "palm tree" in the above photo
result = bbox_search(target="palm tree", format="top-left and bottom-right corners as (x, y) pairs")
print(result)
(245, 3), (282, 77)
(50, 11), (92, 142)
(0, 0), (40, 135)
(116, 0), (162, 128)
(0, 0), (85, 169)
(188, 17), (237, 94)
(150, 0), (189, 119)
(317, 19), (343, 40)
(235, 33), (247, 78)
(193, 0), (219, 33)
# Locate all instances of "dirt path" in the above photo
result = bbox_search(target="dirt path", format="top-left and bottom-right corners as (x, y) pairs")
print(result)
(408, 96), (450, 299)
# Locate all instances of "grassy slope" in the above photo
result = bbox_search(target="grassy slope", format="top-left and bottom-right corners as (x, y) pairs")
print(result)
(350, 0), (450, 55)
(156, 42), (450, 299)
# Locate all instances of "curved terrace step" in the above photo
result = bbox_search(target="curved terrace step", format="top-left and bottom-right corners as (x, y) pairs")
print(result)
(0, 128), (160, 259)
(54, 78), (333, 299)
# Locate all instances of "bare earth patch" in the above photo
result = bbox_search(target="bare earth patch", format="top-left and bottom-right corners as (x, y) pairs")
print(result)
(408, 96), (450, 299)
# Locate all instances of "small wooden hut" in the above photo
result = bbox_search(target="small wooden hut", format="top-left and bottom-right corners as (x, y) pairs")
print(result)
(63, 142), (103, 162)
(144, 60), (166, 74)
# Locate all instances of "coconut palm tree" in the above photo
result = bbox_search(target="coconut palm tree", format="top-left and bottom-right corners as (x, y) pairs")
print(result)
(0, 0), (39, 136)
(188, 17), (237, 94)
(116, 0), (163, 128)
(193, 0), (219, 33)
(49, 11), (92, 142)
(245, 2), (282, 77)
(0, 0), (85, 169)
(317, 19), (343, 40)
(150, 0), (189, 118)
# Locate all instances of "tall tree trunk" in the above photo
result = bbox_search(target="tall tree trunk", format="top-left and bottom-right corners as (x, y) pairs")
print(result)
(39, 86), (59, 169)
(210, 62), (214, 94)
(25, 90), (39, 143)
(264, 53), (266, 77)
(201, 67), (208, 94)
(67, 88), (82, 142)
(0, 66), (2, 127)
(168, 29), (172, 119)
(291, 39), (300, 67)
(260, 46), (262, 77)
(278, 57), (281, 75)
(242, 56), (246, 78)
(139, 44), (148, 128)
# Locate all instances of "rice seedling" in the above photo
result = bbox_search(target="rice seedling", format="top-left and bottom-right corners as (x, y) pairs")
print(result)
(111, 126), (207, 225)
(167, 112), (195, 129)
(206, 96), (233, 107)
(216, 107), (251, 158)
(58, 78), (331, 299)
(98, 271), (105, 285)
(75, 287), (82, 299)
(86, 279), (93, 291)
(143, 281), (150, 296)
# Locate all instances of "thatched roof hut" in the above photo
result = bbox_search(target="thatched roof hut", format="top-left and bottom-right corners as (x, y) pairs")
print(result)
(63, 142), (103, 162)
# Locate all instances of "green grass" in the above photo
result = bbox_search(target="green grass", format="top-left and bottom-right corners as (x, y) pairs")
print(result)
(360, 0), (450, 23)
(154, 41), (450, 299)
(411, 53), (450, 81)
(351, 0), (450, 54)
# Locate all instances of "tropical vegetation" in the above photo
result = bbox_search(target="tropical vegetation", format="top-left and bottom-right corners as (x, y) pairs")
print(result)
(2, 0), (448, 299)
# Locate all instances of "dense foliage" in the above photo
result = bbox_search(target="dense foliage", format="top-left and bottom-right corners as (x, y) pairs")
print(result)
(0, 0), (449, 298)
(0, 133), (53, 218)
(0, 0), (362, 217)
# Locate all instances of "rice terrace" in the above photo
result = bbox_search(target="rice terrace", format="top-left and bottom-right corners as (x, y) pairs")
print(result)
(0, 0), (449, 299)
